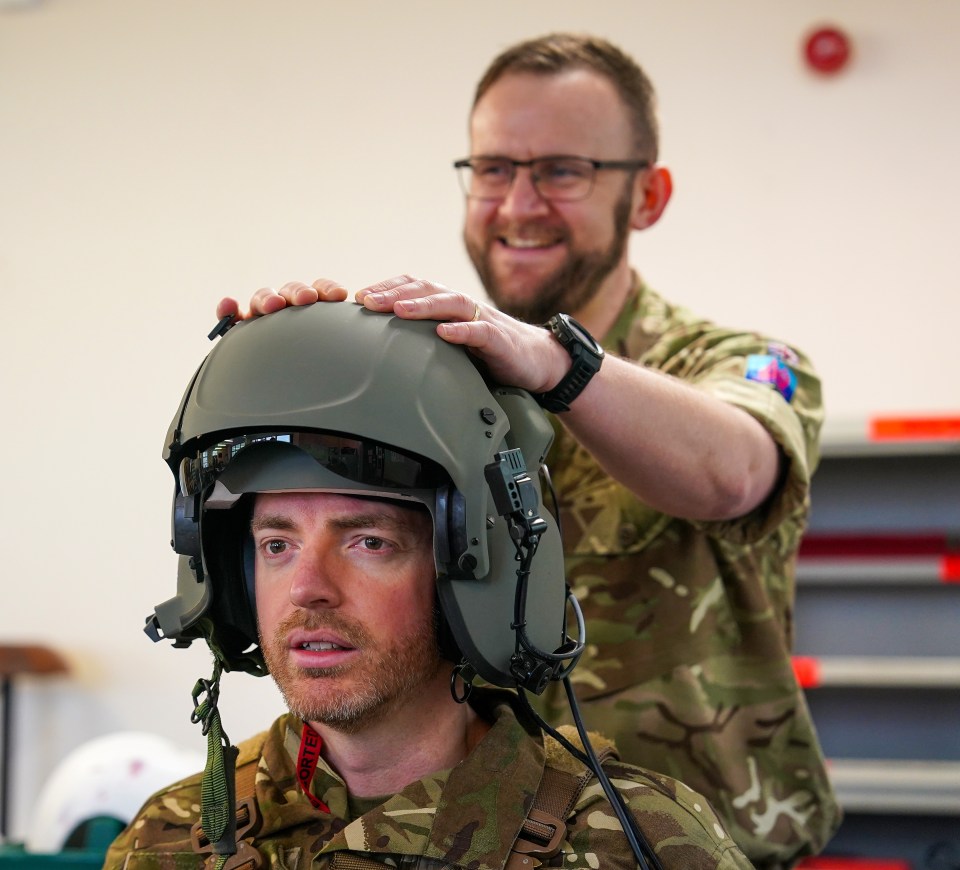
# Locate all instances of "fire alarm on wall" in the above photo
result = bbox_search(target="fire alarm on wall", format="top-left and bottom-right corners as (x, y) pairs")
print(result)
(803, 26), (852, 75)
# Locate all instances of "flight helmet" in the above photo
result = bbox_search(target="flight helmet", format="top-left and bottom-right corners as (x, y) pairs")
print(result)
(146, 301), (576, 693)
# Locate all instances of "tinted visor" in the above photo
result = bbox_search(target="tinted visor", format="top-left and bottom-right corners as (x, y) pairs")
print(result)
(178, 431), (446, 497)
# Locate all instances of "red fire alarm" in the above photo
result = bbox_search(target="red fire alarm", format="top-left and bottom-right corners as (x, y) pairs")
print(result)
(804, 26), (852, 75)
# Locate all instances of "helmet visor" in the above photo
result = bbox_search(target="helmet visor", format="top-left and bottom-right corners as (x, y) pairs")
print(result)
(178, 431), (446, 498)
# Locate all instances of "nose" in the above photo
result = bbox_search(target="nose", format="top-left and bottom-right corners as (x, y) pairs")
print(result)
(498, 166), (551, 219)
(287, 546), (343, 610)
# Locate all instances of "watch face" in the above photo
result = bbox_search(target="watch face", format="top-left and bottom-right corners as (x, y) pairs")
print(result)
(566, 318), (589, 344)
(561, 316), (603, 357)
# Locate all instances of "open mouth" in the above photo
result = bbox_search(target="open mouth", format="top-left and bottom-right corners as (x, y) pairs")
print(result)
(495, 227), (565, 251)
(289, 627), (360, 655)
(289, 638), (359, 669)
(300, 641), (351, 652)
(499, 237), (559, 249)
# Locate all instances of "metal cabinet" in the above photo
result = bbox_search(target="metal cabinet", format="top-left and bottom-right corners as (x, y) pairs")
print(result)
(795, 431), (960, 868)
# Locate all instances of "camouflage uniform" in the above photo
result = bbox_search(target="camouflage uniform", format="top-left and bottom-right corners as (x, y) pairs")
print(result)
(104, 689), (752, 869)
(537, 277), (841, 868)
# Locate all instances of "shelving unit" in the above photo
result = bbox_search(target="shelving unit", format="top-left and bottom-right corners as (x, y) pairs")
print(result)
(794, 420), (960, 868)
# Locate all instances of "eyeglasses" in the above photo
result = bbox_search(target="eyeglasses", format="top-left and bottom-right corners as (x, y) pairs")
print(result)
(453, 155), (650, 203)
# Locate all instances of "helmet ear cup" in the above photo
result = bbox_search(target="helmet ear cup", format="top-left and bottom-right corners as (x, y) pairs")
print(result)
(241, 529), (257, 629)
(198, 498), (261, 670)
(172, 493), (202, 559)
(433, 485), (469, 664)
(434, 485), (469, 576)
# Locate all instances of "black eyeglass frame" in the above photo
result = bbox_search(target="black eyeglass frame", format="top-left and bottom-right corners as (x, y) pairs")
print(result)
(453, 154), (651, 202)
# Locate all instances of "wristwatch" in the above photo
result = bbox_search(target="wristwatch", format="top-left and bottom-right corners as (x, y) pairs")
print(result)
(533, 314), (605, 413)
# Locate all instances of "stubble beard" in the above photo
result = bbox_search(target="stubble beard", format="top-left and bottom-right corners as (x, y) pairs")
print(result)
(465, 184), (634, 325)
(262, 610), (443, 735)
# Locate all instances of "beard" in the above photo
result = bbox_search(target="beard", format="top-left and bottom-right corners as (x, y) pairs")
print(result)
(465, 182), (634, 324)
(262, 608), (443, 734)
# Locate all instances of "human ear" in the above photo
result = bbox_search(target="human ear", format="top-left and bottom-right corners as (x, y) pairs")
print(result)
(631, 165), (673, 230)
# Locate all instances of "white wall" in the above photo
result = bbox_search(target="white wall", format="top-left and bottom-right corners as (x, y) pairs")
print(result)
(1, 0), (958, 841)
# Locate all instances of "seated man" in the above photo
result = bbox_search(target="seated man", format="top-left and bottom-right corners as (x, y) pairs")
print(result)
(104, 301), (753, 869)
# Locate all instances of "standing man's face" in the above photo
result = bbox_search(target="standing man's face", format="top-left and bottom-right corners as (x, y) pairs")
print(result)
(253, 492), (443, 733)
(463, 69), (642, 324)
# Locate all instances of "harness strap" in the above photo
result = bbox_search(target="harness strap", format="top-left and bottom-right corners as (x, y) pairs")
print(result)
(235, 758), (259, 803)
(329, 855), (396, 869)
(505, 743), (614, 870)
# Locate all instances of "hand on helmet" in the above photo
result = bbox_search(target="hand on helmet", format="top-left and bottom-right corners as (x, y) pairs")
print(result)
(216, 278), (348, 323)
(356, 275), (568, 395)
(214, 274), (569, 396)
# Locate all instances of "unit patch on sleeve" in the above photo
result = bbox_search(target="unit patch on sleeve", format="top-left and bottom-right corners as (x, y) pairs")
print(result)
(745, 347), (797, 403)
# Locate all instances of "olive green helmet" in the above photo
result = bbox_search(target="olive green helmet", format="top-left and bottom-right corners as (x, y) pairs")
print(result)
(146, 302), (574, 692)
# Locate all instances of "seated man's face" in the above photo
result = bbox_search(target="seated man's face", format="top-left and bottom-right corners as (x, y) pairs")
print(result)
(252, 491), (442, 733)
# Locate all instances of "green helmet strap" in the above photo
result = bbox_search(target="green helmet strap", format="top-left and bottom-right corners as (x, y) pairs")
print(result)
(190, 658), (239, 865)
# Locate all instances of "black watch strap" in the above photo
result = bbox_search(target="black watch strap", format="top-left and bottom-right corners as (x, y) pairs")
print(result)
(533, 314), (605, 413)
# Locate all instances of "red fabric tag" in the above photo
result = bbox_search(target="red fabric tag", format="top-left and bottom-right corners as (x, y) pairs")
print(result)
(297, 724), (331, 813)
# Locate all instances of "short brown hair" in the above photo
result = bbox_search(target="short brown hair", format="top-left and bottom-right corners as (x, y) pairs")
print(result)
(473, 33), (659, 161)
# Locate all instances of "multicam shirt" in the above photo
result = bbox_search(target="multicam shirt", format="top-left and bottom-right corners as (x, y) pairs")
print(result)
(103, 689), (752, 870)
(537, 278), (841, 869)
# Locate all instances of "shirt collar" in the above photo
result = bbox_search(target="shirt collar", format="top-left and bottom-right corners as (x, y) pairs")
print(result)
(602, 270), (646, 351)
(274, 689), (545, 870)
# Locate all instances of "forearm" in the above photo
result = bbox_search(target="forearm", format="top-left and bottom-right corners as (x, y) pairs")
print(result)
(560, 354), (782, 521)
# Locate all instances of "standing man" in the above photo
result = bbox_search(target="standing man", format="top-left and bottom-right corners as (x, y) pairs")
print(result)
(105, 302), (752, 869)
(219, 33), (840, 867)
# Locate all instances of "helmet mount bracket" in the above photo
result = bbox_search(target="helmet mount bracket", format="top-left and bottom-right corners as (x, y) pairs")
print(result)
(482, 448), (583, 695)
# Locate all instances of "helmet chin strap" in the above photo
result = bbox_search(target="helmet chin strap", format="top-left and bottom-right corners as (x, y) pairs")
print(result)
(190, 656), (240, 868)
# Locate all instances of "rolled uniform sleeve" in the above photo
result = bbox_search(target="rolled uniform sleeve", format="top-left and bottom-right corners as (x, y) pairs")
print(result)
(687, 332), (823, 544)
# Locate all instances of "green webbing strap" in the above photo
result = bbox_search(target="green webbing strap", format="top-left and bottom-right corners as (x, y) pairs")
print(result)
(191, 659), (239, 870)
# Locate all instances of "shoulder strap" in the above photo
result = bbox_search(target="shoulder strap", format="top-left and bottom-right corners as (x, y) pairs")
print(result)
(506, 737), (615, 870)
(234, 755), (259, 801)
